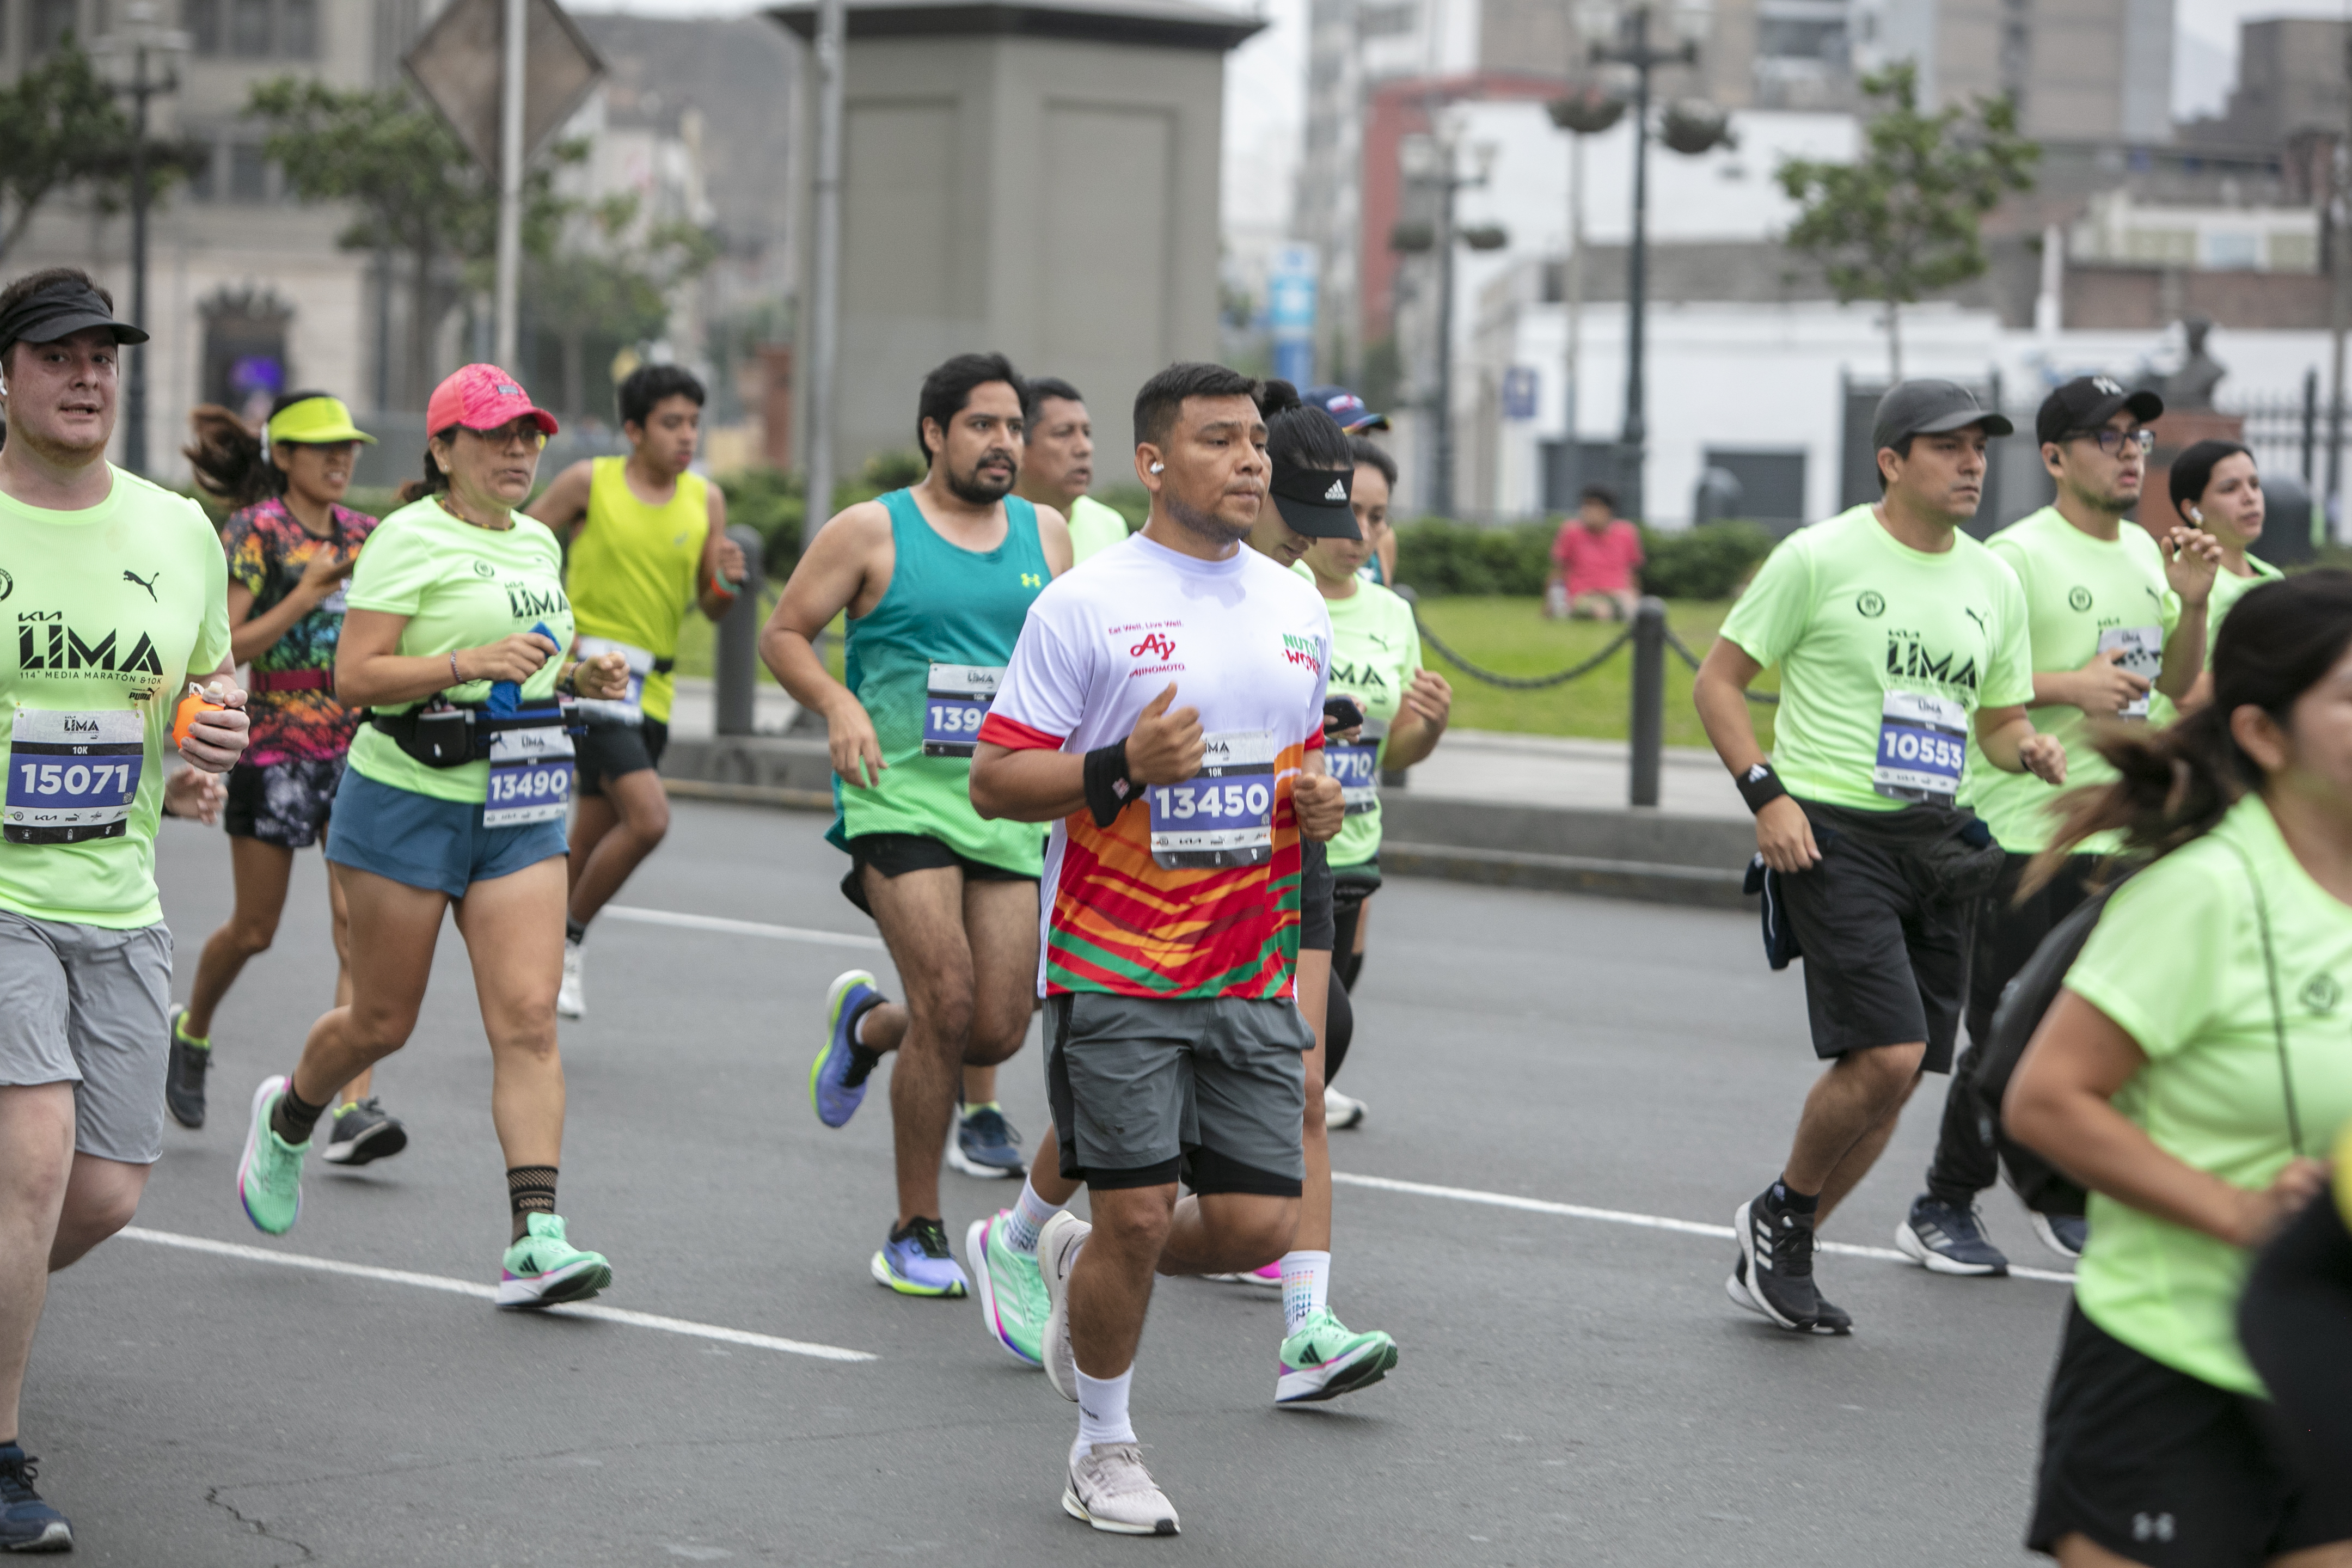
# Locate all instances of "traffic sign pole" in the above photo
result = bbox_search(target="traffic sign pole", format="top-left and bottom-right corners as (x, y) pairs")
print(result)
(494, 0), (526, 370)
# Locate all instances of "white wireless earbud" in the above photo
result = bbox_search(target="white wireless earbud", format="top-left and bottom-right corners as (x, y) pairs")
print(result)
(2188, 505), (2203, 523)
(1149, 462), (1165, 474)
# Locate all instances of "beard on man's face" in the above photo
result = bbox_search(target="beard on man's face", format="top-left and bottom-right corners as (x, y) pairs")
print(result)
(945, 449), (1016, 505)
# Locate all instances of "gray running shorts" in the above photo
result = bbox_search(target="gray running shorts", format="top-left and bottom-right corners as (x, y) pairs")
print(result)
(1045, 990), (1311, 1196)
(0, 908), (172, 1164)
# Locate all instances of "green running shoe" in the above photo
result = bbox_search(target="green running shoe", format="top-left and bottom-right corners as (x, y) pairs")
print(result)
(237, 1075), (309, 1235)
(966, 1211), (1048, 1366)
(1275, 1308), (1399, 1406)
(497, 1214), (614, 1309)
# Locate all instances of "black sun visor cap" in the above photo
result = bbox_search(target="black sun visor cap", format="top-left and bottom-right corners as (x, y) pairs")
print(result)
(1871, 379), (2014, 455)
(0, 278), (149, 362)
(2034, 375), (2165, 446)
(1268, 455), (1361, 539)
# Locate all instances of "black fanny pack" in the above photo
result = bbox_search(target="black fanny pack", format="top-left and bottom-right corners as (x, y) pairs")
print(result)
(369, 701), (573, 769)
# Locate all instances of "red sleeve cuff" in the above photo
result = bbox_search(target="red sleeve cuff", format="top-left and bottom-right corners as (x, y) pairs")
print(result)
(977, 712), (1064, 751)
(1304, 726), (1325, 752)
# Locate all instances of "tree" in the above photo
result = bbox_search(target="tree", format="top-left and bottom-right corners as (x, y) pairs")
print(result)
(0, 41), (197, 266)
(526, 192), (719, 419)
(1775, 61), (2038, 379)
(246, 78), (573, 406)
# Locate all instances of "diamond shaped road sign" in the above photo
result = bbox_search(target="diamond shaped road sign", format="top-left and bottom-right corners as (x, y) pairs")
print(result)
(403, 0), (605, 176)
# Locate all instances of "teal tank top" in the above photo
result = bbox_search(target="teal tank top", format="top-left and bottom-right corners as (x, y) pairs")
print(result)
(827, 488), (1050, 874)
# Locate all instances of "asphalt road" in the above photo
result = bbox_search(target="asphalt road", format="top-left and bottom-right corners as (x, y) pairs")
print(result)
(28, 797), (2075, 1567)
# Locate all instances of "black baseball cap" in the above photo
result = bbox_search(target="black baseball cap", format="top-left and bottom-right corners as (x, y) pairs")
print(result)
(1269, 454), (1361, 538)
(1871, 379), (2013, 454)
(2035, 375), (2164, 445)
(0, 275), (148, 362)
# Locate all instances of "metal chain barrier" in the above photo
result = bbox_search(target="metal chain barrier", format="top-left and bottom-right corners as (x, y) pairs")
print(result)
(1412, 616), (1637, 690)
(1663, 626), (1779, 706)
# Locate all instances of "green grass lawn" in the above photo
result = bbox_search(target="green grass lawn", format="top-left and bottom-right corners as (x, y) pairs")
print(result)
(1413, 597), (1777, 749)
(670, 596), (843, 683)
(667, 594), (1770, 747)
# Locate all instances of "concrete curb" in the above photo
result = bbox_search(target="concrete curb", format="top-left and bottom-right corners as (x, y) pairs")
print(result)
(656, 734), (1758, 910)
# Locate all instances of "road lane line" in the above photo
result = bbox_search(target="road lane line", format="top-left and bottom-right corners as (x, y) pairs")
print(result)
(605, 905), (886, 951)
(1330, 1173), (2076, 1285)
(119, 1228), (878, 1362)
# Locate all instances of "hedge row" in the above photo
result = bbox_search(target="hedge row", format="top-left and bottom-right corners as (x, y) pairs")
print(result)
(1394, 517), (1778, 602)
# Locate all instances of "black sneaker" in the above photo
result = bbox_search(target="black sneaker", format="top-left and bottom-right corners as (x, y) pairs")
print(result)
(2031, 1210), (2088, 1260)
(164, 1004), (209, 1129)
(320, 1098), (408, 1166)
(1896, 1195), (2010, 1276)
(1728, 1252), (1851, 1334)
(0, 1444), (71, 1553)
(1733, 1186), (1837, 1333)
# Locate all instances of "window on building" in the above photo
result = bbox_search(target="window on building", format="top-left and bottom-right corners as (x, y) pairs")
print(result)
(229, 142), (269, 202)
(2202, 231), (2260, 271)
(229, 0), (270, 54)
(187, 139), (217, 199)
(1703, 448), (1808, 526)
(32, 0), (81, 52)
(1357, 2), (1413, 38)
(279, 0), (313, 54)
(186, 0), (219, 52)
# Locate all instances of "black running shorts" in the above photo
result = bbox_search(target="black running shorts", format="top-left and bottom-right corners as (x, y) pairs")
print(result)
(1772, 799), (1968, 1073)
(839, 832), (1034, 917)
(574, 716), (669, 798)
(2030, 1301), (2352, 1563)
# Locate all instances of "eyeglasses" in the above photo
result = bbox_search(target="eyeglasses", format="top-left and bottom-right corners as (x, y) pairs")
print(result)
(463, 420), (547, 451)
(2071, 427), (2155, 457)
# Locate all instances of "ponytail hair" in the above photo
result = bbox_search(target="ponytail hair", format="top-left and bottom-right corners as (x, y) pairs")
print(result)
(2031, 569), (2352, 884)
(397, 426), (461, 504)
(1259, 378), (1352, 471)
(183, 389), (340, 511)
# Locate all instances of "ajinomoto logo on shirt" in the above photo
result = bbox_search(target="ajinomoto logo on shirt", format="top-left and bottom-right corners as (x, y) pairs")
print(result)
(1281, 632), (1320, 671)
(16, 612), (166, 681)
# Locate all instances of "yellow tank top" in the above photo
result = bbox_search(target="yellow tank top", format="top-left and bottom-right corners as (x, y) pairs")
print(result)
(567, 456), (711, 723)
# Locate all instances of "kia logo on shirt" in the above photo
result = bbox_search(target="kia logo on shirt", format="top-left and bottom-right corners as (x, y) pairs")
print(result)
(1131, 633), (1175, 659)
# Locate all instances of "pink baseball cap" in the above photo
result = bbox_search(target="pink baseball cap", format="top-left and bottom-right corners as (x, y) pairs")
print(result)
(425, 363), (560, 437)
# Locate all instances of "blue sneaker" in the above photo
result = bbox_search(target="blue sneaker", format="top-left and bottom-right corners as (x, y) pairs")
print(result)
(811, 969), (884, 1129)
(871, 1217), (970, 1297)
(946, 1103), (1025, 1179)
(0, 1445), (71, 1553)
(2032, 1210), (2089, 1260)
(1897, 1195), (2010, 1277)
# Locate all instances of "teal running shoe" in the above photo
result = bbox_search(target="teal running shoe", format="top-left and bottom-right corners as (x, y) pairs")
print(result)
(496, 1214), (614, 1309)
(812, 969), (884, 1128)
(1274, 1308), (1398, 1405)
(237, 1075), (308, 1235)
(965, 1211), (1047, 1365)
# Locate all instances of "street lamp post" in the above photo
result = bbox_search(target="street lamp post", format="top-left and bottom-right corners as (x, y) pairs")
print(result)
(96, 1), (187, 477)
(1395, 132), (1504, 518)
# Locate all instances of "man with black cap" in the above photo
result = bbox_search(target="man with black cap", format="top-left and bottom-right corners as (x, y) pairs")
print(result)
(967, 363), (1347, 1532)
(1692, 378), (2067, 1335)
(1897, 376), (2221, 1277)
(0, 267), (250, 1549)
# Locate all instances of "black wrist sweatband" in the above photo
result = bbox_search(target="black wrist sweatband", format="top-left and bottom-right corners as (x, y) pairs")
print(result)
(1083, 740), (1136, 828)
(1735, 762), (1787, 814)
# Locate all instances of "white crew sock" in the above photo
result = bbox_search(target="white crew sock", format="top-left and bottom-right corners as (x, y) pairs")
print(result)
(853, 1007), (875, 1049)
(1006, 1176), (1063, 1255)
(1074, 1366), (1137, 1456)
(1279, 1250), (1330, 1336)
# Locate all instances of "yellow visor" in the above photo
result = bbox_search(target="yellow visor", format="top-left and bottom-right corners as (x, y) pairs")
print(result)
(266, 395), (376, 446)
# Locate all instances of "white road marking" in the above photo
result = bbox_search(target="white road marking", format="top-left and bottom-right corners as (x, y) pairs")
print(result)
(1330, 1172), (2077, 1285)
(119, 1227), (878, 1362)
(605, 904), (886, 951)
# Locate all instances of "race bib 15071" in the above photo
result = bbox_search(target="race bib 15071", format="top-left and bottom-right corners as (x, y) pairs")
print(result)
(482, 709), (574, 828)
(1147, 728), (1276, 868)
(6, 708), (144, 845)
(1328, 720), (1385, 816)
(922, 663), (1003, 758)
(1872, 689), (1966, 804)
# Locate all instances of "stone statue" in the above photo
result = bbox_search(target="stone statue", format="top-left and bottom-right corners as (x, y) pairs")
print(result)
(2164, 315), (2227, 409)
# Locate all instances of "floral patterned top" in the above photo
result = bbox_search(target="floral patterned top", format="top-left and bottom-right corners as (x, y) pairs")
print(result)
(220, 498), (379, 764)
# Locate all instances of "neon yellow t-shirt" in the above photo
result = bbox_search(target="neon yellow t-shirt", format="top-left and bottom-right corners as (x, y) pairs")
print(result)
(344, 498), (574, 804)
(1065, 494), (1131, 566)
(566, 456), (709, 724)
(1959, 508), (2179, 854)
(1717, 506), (2034, 812)
(0, 468), (231, 927)
(2066, 793), (2352, 1396)
(1294, 564), (1420, 867)
(2207, 554), (2284, 667)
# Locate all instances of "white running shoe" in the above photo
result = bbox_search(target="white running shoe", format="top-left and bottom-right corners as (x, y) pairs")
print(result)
(1063, 1443), (1179, 1536)
(1037, 1209), (1089, 1402)
(1323, 1085), (1367, 1129)
(556, 939), (585, 1019)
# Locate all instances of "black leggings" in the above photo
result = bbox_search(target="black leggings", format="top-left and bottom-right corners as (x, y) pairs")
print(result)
(2240, 1191), (2352, 1479)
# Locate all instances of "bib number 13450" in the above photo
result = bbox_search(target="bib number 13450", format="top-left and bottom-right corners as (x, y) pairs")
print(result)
(1148, 730), (1276, 868)
(7, 709), (143, 845)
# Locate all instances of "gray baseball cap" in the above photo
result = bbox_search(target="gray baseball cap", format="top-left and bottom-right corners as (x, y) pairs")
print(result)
(1872, 379), (2013, 455)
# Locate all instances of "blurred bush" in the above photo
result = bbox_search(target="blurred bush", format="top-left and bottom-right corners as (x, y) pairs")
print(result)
(1393, 517), (1776, 601)
(1639, 520), (1776, 600)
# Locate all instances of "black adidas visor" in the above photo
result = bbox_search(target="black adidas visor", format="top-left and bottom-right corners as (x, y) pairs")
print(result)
(0, 278), (148, 364)
(1269, 455), (1361, 539)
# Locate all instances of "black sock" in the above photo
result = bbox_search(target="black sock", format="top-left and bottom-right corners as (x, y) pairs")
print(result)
(565, 917), (587, 946)
(508, 1165), (558, 1240)
(1771, 1177), (1821, 1215)
(270, 1080), (329, 1145)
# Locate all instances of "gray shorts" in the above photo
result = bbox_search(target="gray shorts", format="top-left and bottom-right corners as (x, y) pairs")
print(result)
(1045, 990), (1311, 1196)
(0, 908), (172, 1164)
